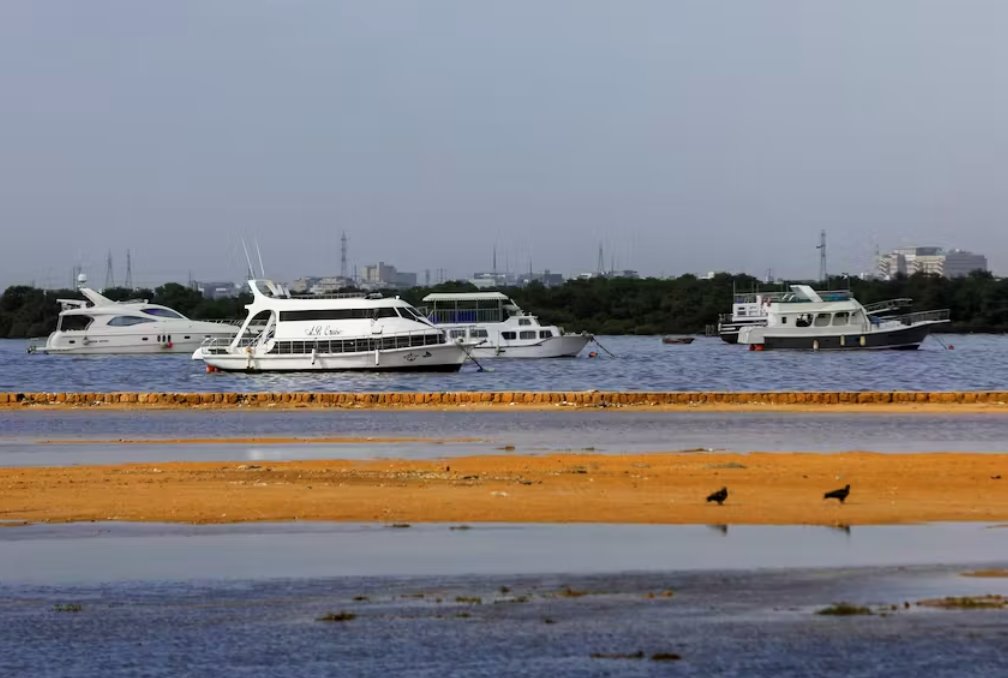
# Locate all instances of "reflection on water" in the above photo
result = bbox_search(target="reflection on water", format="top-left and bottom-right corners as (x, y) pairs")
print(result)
(2, 333), (1007, 392)
(1, 522), (1005, 585)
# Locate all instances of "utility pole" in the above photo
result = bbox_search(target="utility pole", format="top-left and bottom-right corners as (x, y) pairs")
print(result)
(104, 250), (115, 290)
(340, 231), (348, 279)
(124, 249), (134, 289)
(817, 230), (827, 284)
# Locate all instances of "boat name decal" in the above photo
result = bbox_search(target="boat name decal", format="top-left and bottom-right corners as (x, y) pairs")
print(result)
(305, 325), (343, 337)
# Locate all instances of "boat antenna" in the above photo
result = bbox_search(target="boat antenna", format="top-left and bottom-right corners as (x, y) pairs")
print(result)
(255, 239), (266, 277)
(241, 239), (255, 280)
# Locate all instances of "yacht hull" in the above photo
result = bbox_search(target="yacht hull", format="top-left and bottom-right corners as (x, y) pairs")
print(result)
(37, 332), (237, 355)
(470, 333), (591, 359)
(197, 343), (469, 372)
(741, 322), (943, 351)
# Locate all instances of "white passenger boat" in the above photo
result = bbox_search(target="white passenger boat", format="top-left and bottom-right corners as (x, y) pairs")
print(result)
(193, 280), (470, 372)
(421, 292), (590, 358)
(30, 279), (239, 355)
(737, 285), (950, 350)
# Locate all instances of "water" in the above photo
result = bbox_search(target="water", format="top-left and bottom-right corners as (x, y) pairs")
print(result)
(2, 333), (1007, 392)
(2, 523), (1007, 676)
(2, 410), (1007, 467)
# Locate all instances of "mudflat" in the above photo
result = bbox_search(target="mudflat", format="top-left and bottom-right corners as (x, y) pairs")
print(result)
(3, 451), (1007, 526)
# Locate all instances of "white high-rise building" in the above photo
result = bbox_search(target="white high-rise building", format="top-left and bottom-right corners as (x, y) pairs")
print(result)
(875, 247), (987, 279)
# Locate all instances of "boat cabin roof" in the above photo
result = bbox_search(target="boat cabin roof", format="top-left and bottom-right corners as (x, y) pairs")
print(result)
(422, 292), (511, 303)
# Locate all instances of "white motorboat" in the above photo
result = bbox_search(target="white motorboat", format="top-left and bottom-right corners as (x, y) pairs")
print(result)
(737, 285), (950, 350)
(30, 278), (239, 355)
(193, 280), (470, 372)
(421, 292), (590, 358)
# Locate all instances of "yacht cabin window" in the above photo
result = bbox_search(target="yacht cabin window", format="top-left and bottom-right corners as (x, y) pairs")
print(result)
(59, 315), (93, 331)
(501, 331), (516, 340)
(142, 308), (184, 319)
(449, 329), (466, 339)
(814, 313), (830, 327)
(539, 330), (553, 338)
(832, 312), (849, 326)
(518, 318), (532, 326)
(519, 331), (536, 340)
(471, 329), (488, 338)
(108, 316), (156, 327)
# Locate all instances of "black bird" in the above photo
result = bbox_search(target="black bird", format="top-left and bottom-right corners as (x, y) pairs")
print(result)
(823, 484), (851, 503)
(706, 486), (728, 505)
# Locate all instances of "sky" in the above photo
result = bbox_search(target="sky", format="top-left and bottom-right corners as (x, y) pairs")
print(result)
(2, 1), (1008, 289)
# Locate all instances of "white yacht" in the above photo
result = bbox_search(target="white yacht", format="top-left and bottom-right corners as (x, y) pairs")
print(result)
(193, 280), (470, 372)
(737, 285), (950, 350)
(30, 278), (239, 355)
(421, 292), (590, 358)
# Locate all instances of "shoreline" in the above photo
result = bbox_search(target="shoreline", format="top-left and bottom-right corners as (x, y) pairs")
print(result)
(2, 390), (1008, 413)
(4, 451), (1007, 526)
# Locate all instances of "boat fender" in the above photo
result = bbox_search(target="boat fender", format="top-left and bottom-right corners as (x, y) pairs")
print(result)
(859, 336), (866, 347)
(812, 339), (819, 351)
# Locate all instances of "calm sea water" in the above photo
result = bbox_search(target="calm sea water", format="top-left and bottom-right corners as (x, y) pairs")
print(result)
(1, 333), (1006, 393)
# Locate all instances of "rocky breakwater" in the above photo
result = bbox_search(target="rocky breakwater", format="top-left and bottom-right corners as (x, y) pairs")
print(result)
(1, 390), (1007, 410)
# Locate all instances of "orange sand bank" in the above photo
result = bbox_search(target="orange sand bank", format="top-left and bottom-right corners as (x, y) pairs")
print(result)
(2, 451), (1007, 526)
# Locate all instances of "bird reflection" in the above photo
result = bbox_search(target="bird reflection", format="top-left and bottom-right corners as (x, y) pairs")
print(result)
(707, 523), (728, 536)
(827, 524), (851, 535)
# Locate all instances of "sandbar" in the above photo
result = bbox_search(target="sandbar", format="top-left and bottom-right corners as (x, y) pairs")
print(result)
(2, 451), (1007, 526)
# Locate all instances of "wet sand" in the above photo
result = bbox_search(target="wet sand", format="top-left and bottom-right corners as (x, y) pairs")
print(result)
(3, 451), (1007, 525)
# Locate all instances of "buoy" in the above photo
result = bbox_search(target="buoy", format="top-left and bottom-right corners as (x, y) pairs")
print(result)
(948, 344), (955, 350)
(205, 364), (218, 373)
(588, 351), (598, 358)
(752, 344), (765, 352)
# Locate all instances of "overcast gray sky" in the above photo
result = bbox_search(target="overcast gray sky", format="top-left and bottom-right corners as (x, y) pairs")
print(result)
(2, 1), (1007, 289)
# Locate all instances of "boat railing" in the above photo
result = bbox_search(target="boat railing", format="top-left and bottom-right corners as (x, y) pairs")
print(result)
(428, 308), (504, 324)
(200, 327), (448, 355)
(862, 298), (912, 314)
(875, 309), (951, 326)
(286, 291), (381, 300)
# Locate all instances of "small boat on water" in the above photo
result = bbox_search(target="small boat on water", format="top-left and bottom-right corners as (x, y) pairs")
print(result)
(29, 275), (239, 355)
(737, 285), (950, 350)
(661, 336), (695, 345)
(193, 280), (470, 372)
(421, 292), (590, 358)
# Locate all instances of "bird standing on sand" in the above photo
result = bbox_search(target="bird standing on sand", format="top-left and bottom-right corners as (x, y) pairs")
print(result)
(824, 484), (851, 503)
(706, 487), (728, 505)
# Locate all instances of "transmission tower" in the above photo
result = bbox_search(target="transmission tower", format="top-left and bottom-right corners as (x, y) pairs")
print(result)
(817, 230), (827, 284)
(340, 231), (348, 279)
(596, 242), (604, 276)
(124, 249), (134, 289)
(104, 250), (115, 289)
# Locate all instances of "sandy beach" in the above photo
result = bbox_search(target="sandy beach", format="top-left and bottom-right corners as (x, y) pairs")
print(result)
(3, 450), (1007, 526)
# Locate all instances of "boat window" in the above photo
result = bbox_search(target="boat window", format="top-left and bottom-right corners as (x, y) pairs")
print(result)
(58, 315), (93, 331)
(449, 329), (466, 339)
(280, 308), (398, 321)
(142, 307), (185, 319)
(108, 316), (156, 327)
(781, 317), (788, 324)
(519, 331), (536, 340)
(832, 312), (849, 326)
(518, 318), (531, 326)
(502, 331), (516, 340)
(795, 314), (811, 328)
(814, 313), (831, 327)
(539, 330), (553, 338)
(471, 329), (488, 338)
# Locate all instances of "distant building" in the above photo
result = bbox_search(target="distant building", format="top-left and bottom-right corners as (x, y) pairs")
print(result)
(196, 281), (243, 299)
(362, 262), (417, 289)
(876, 247), (987, 279)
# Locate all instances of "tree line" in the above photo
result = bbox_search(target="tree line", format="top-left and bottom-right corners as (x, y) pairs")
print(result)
(1, 271), (1005, 339)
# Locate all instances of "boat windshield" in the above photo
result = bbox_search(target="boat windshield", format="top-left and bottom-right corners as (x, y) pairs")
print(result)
(59, 314), (93, 331)
(142, 307), (185, 319)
